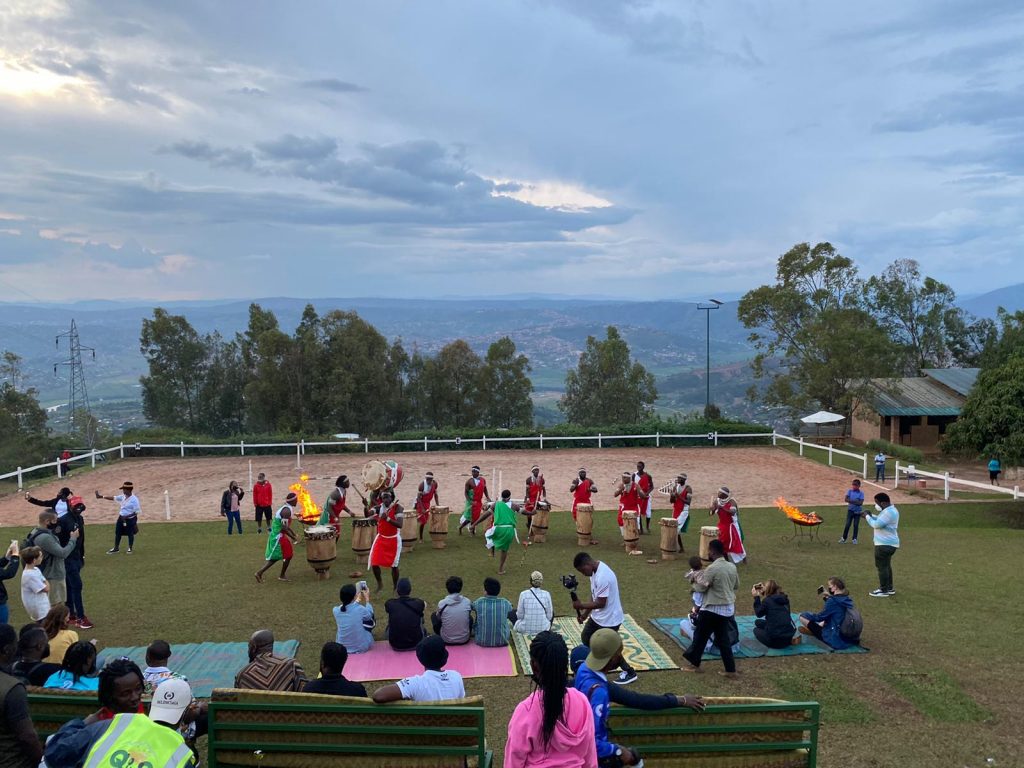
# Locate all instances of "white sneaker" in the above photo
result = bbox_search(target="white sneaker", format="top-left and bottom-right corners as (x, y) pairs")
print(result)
(838, 538), (846, 544)
(868, 589), (889, 598)
(852, 539), (858, 544)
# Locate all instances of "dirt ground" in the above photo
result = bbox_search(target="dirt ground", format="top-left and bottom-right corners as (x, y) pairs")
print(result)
(0, 446), (918, 528)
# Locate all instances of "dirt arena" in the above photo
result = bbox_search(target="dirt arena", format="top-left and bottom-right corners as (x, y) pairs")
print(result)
(0, 447), (917, 527)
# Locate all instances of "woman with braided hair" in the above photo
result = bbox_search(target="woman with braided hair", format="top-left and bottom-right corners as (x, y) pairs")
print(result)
(505, 631), (596, 768)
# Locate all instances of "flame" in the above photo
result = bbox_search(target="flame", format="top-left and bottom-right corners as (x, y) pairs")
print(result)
(289, 476), (320, 524)
(774, 497), (822, 525)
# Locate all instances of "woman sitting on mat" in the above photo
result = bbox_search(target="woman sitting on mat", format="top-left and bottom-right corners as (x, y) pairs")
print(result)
(798, 576), (860, 649)
(333, 583), (375, 654)
(751, 580), (796, 649)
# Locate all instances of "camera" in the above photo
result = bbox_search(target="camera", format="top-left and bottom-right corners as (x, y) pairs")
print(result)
(560, 574), (579, 603)
(752, 582), (764, 593)
(817, 584), (830, 600)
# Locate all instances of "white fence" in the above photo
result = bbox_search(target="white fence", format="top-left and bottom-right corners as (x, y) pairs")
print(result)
(892, 462), (1020, 501)
(772, 433), (871, 476)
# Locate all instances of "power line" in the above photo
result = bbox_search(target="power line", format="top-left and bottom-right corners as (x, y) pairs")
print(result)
(54, 320), (96, 446)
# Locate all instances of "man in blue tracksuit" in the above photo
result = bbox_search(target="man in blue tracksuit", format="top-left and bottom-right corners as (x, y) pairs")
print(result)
(839, 478), (864, 544)
(574, 628), (643, 767)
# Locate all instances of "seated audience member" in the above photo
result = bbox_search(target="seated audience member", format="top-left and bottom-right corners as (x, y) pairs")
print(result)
(41, 604), (79, 663)
(569, 645), (706, 713)
(751, 580), (796, 649)
(576, 629), (698, 766)
(142, 639), (186, 694)
(385, 578), (427, 651)
(45, 677), (196, 768)
(333, 583), (375, 654)
(472, 577), (513, 647)
(433, 576), (472, 646)
(94, 658), (146, 720)
(11, 625), (60, 686)
(0, 622), (43, 768)
(235, 629), (306, 691)
(372, 636), (466, 703)
(303, 642), (368, 697)
(43, 641), (99, 691)
(799, 576), (861, 649)
(511, 571), (553, 635)
(505, 631), (596, 768)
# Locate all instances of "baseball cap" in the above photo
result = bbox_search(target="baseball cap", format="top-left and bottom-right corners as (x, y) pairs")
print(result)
(149, 678), (193, 725)
(585, 628), (623, 671)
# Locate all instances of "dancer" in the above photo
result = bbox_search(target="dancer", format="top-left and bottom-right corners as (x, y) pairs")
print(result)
(413, 472), (440, 541)
(368, 490), (403, 593)
(634, 461), (654, 534)
(255, 493), (299, 583)
(320, 475), (350, 540)
(711, 486), (746, 564)
(613, 472), (642, 539)
(670, 473), (693, 552)
(459, 466), (491, 535)
(485, 490), (522, 575)
(569, 468), (597, 520)
(523, 466), (546, 536)
(96, 482), (139, 555)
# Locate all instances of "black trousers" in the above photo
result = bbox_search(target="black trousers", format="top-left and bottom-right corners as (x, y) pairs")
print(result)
(581, 617), (636, 676)
(683, 610), (736, 673)
(255, 505), (273, 528)
(114, 516), (137, 549)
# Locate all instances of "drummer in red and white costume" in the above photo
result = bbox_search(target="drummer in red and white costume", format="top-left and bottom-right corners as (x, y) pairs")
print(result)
(523, 465), (546, 535)
(320, 475), (350, 540)
(569, 468), (597, 520)
(459, 466), (492, 535)
(711, 486), (746, 564)
(634, 461), (654, 534)
(614, 471), (643, 537)
(413, 472), (440, 541)
(670, 473), (693, 552)
(369, 490), (404, 593)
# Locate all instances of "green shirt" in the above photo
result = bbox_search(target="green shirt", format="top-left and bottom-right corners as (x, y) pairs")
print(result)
(471, 595), (513, 647)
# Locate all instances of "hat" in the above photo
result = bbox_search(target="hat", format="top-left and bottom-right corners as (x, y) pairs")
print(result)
(471, 465), (481, 472)
(285, 492), (298, 504)
(531, 465), (540, 472)
(570, 644), (589, 673)
(530, 570), (543, 587)
(578, 468), (586, 473)
(677, 473), (687, 481)
(416, 635), (448, 670)
(68, 495), (85, 511)
(585, 628), (623, 671)
(149, 678), (192, 726)
(718, 486), (730, 496)
(120, 481), (133, 491)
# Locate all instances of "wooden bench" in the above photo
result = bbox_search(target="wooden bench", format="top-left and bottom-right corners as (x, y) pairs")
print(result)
(609, 696), (820, 768)
(26, 688), (101, 740)
(207, 688), (492, 768)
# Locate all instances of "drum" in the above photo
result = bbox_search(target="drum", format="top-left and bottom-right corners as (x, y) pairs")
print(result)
(699, 525), (720, 562)
(576, 503), (594, 546)
(531, 505), (550, 544)
(304, 525), (337, 579)
(622, 511), (639, 553)
(351, 517), (377, 563)
(659, 517), (678, 560)
(361, 459), (404, 492)
(400, 510), (419, 553)
(429, 507), (450, 550)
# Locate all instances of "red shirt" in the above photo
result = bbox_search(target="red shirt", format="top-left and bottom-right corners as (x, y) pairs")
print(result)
(252, 481), (274, 507)
(617, 485), (641, 526)
(671, 485), (691, 518)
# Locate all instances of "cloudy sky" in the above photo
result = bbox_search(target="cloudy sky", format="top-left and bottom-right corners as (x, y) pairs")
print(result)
(1, 0), (1023, 302)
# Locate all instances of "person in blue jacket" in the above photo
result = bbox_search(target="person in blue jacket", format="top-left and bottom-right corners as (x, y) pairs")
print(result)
(839, 478), (864, 544)
(798, 577), (860, 649)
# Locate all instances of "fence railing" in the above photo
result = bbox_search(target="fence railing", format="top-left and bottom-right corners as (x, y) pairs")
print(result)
(772, 433), (871, 477)
(892, 462), (1020, 501)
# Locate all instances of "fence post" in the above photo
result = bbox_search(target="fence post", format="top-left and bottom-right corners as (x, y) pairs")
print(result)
(539, 434), (544, 450)
(164, 490), (171, 521)
(16, 467), (22, 489)
(944, 471), (950, 501)
(240, 440), (245, 457)
(656, 431), (660, 448)
(119, 443), (125, 459)
(714, 431), (719, 447)
(296, 443), (301, 469)
(772, 432), (777, 446)
(894, 461), (900, 489)
(424, 436), (428, 452)
(300, 440), (305, 457)
(483, 435), (487, 451)
(598, 433), (602, 449)
(57, 460), (62, 478)
(862, 453), (868, 479)
(180, 441), (185, 458)
(364, 438), (369, 454)
(248, 460), (253, 490)
(799, 436), (804, 456)
(1015, 486), (1020, 501)
(828, 445), (833, 466)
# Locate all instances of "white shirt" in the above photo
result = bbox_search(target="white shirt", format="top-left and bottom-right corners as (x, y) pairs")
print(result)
(54, 498), (68, 517)
(396, 669), (466, 702)
(21, 567), (50, 621)
(115, 494), (141, 517)
(589, 561), (624, 627)
(514, 587), (554, 634)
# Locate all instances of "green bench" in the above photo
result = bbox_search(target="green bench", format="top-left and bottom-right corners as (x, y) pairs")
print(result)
(609, 696), (820, 768)
(26, 688), (102, 739)
(207, 688), (492, 768)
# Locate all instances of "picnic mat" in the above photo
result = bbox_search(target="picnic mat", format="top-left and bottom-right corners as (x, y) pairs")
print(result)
(650, 614), (868, 659)
(100, 640), (301, 698)
(512, 614), (677, 675)
(342, 641), (518, 682)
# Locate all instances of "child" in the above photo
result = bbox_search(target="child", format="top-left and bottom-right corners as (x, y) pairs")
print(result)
(20, 546), (50, 621)
(680, 555), (739, 656)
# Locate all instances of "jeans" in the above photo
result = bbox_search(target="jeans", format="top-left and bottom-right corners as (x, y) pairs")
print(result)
(65, 557), (85, 618)
(842, 510), (861, 540)
(875, 465), (885, 481)
(581, 617), (636, 676)
(683, 610), (736, 673)
(114, 516), (136, 550)
(255, 506), (273, 529)
(874, 545), (897, 592)
(227, 510), (243, 534)
(0, 604), (8, 624)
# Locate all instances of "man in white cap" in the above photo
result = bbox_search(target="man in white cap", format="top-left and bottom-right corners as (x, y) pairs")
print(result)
(97, 481), (140, 554)
(151, 677), (207, 746)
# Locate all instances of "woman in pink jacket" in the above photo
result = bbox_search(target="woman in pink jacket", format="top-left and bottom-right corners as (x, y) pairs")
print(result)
(505, 631), (597, 768)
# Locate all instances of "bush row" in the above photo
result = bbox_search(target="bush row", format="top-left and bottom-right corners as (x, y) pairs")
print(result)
(867, 438), (924, 464)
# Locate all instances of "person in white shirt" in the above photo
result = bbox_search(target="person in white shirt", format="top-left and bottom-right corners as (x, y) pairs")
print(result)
(371, 635), (466, 703)
(20, 546), (50, 621)
(572, 552), (637, 685)
(97, 481), (141, 554)
(512, 571), (554, 635)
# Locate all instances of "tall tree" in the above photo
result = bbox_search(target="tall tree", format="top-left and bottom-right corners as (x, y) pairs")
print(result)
(477, 337), (534, 428)
(559, 326), (657, 425)
(139, 309), (209, 431)
(428, 340), (483, 428)
(198, 335), (247, 436)
(945, 355), (1024, 468)
(978, 309), (1024, 369)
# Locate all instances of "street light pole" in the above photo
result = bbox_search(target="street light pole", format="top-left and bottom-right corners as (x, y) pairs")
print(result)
(697, 299), (724, 414)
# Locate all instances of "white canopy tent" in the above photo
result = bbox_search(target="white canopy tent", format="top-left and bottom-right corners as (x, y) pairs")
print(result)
(800, 410), (846, 439)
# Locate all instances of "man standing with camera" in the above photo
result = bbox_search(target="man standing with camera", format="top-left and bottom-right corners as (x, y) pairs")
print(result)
(571, 552), (638, 685)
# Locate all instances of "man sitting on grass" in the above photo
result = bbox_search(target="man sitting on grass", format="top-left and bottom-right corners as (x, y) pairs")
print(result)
(303, 642), (367, 697)
(472, 577), (512, 647)
(372, 636), (465, 703)
(235, 629), (306, 692)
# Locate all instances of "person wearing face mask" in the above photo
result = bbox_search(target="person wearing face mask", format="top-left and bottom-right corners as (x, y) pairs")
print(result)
(413, 472), (440, 541)
(252, 472), (274, 534)
(862, 492), (900, 597)
(710, 487), (746, 564)
(797, 577), (860, 649)
(21, 512), (79, 607)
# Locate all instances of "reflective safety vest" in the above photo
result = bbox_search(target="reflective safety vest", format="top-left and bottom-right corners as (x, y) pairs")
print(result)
(84, 714), (194, 768)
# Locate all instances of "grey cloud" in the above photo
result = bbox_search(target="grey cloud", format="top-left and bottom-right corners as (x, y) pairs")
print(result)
(255, 134), (338, 161)
(231, 86), (267, 96)
(31, 49), (109, 82)
(875, 86), (1024, 132)
(908, 37), (1023, 74)
(301, 78), (365, 93)
(160, 141), (259, 172)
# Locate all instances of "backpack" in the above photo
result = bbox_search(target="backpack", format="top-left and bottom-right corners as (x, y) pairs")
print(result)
(21, 528), (54, 573)
(840, 606), (863, 640)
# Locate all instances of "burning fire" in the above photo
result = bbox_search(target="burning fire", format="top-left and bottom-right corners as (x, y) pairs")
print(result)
(290, 474), (320, 524)
(774, 498), (822, 525)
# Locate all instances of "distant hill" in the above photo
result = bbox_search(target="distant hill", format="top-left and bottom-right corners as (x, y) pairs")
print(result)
(959, 282), (1024, 319)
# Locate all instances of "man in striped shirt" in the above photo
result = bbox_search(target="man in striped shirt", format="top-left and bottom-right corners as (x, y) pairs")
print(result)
(471, 577), (513, 647)
(234, 630), (306, 691)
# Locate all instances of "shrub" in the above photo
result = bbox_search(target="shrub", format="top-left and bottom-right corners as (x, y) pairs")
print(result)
(867, 439), (923, 464)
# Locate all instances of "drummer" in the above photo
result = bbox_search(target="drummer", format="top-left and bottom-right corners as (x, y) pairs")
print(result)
(523, 465), (547, 535)
(369, 490), (404, 594)
(614, 472), (643, 539)
(711, 486), (746, 564)
(670, 473), (693, 552)
(320, 475), (350, 540)
(459, 466), (492, 536)
(255, 492), (300, 583)
(569, 468), (597, 520)
(413, 472), (440, 542)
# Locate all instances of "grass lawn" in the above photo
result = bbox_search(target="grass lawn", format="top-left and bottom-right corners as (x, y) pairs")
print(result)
(6, 500), (1022, 767)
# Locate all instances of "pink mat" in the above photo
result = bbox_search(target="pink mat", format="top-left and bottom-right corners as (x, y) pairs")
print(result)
(343, 641), (518, 682)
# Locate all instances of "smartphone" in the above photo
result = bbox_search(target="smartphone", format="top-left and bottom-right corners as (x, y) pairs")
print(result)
(753, 582), (764, 592)
(816, 585), (826, 595)
(357, 580), (368, 592)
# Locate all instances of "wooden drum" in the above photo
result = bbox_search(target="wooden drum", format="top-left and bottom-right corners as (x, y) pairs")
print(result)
(622, 511), (639, 553)
(429, 507), (450, 550)
(400, 510), (419, 553)
(351, 518), (376, 564)
(530, 503), (550, 544)
(576, 503), (594, 546)
(361, 459), (404, 492)
(659, 517), (678, 560)
(699, 525), (720, 562)
(305, 525), (337, 579)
